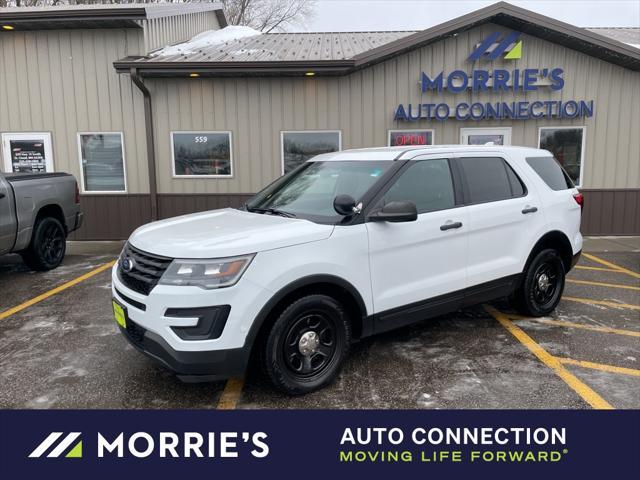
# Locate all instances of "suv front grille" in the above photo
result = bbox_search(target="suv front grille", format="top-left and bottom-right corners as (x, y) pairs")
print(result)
(118, 243), (172, 295)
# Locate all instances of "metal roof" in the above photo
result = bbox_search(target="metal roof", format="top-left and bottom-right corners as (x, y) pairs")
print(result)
(148, 31), (414, 62)
(0, 2), (226, 30)
(115, 2), (640, 76)
(586, 28), (640, 47)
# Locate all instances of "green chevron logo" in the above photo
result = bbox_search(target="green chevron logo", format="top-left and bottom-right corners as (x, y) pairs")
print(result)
(29, 432), (83, 459)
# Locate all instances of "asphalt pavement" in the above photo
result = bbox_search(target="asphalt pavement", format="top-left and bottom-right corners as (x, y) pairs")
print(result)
(0, 237), (638, 409)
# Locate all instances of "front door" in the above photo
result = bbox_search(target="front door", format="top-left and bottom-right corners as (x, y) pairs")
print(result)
(366, 156), (468, 327)
(460, 127), (512, 146)
(2, 132), (54, 173)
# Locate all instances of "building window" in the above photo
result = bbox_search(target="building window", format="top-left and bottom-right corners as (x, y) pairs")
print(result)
(538, 127), (585, 186)
(78, 133), (126, 193)
(171, 131), (233, 177)
(388, 130), (434, 147)
(281, 131), (341, 174)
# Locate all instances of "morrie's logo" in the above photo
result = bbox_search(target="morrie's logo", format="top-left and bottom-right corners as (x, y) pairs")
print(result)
(468, 31), (522, 61)
(29, 432), (83, 459)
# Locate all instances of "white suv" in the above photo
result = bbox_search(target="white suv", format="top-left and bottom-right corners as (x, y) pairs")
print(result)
(112, 146), (583, 395)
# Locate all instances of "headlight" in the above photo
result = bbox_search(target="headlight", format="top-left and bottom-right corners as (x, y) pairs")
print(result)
(158, 254), (255, 289)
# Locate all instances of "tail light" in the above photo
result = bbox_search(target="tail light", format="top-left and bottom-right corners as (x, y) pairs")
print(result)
(573, 192), (584, 210)
(74, 182), (80, 204)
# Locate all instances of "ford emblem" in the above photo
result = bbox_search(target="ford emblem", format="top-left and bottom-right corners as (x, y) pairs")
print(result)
(121, 257), (135, 272)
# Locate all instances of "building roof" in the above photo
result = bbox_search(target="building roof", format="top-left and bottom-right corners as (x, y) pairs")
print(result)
(0, 2), (226, 30)
(114, 1), (640, 76)
(586, 28), (640, 47)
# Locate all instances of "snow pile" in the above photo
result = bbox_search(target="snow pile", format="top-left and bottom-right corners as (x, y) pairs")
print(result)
(153, 26), (261, 57)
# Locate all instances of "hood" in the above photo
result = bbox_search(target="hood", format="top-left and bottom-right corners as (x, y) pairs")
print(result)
(129, 208), (334, 259)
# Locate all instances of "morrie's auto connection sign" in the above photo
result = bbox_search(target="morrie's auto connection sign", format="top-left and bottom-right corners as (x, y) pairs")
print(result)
(394, 31), (595, 122)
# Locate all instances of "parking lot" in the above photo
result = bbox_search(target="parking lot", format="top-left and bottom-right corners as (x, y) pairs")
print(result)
(1, 238), (638, 410)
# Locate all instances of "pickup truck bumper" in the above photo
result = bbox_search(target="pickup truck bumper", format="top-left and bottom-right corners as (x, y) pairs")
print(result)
(73, 212), (84, 231)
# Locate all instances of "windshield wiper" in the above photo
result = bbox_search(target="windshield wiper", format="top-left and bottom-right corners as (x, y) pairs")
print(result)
(245, 205), (296, 218)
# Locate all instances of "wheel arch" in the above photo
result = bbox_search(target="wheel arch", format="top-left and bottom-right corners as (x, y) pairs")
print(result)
(524, 230), (574, 273)
(244, 274), (369, 359)
(34, 203), (67, 234)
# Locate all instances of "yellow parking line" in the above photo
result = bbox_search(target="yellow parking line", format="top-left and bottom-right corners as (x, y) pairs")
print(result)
(575, 265), (620, 273)
(562, 296), (640, 311)
(513, 317), (640, 338)
(567, 279), (640, 291)
(484, 305), (613, 409)
(582, 253), (640, 279)
(217, 377), (244, 409)
(0, 260), (116, 320)
(558, 358), (640, 377)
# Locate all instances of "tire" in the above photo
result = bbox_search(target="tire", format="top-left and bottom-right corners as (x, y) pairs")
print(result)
(21, 217), (67, 271)
(512, 249), (565, 317)
(261, 294), (351, 395)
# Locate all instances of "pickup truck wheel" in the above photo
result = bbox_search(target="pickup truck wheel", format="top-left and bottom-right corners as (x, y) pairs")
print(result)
(512, 249), (565, 317)
(21, 217), (66, 271)
(262, 294), (351, 395)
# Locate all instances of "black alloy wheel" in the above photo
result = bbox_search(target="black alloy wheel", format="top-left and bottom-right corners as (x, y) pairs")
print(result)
(21, 217), (67, 271)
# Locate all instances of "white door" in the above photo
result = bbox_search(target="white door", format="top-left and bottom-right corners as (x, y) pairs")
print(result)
(455, 153), (543, 288)
(2, 132), (54, 173)
(367, 157), (468, 318)
(460, 127), (511, 146)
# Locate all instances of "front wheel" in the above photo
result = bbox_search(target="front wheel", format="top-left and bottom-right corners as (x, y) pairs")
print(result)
(512, 249), (565, 317)
(261, 294), (351, 395)
(21, 217), (66, 271)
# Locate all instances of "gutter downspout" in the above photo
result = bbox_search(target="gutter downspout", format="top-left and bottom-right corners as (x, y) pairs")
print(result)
(130, 67), (158, 222)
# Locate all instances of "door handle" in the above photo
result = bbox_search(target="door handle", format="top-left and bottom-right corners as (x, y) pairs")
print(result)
(440, 221), (463, 231)
(522, 206), (538, 214)
(0, 192), (5, 199)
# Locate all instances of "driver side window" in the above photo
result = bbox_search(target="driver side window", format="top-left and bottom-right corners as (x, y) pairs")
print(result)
(382, 159), (455, 214)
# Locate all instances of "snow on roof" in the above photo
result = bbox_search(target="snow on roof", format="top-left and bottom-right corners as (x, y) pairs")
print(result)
(152, 26), (261, 57)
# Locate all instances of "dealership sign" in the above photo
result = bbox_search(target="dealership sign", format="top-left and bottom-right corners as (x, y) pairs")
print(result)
(394, 31), (595, 122)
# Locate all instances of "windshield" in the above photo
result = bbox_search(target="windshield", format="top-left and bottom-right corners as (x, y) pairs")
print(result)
(246, 161), (394, 222)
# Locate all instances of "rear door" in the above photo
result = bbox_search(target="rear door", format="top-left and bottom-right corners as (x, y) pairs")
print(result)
(366, 156), (468, 325)
(456, 154), (543, 289)
(0, 176), (15, 254)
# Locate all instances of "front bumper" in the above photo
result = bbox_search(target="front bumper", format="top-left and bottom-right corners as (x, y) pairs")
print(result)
(111, 263), (273, 380)
(118, 320), (249, 381)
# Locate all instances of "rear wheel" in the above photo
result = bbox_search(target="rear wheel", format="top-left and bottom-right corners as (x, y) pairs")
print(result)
(512, 249), (565, 317)
(21, 217), (66, 271)
(261, 294), (351, 395)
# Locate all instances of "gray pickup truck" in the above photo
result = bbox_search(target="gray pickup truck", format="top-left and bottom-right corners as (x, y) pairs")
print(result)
(0, 172), (83, 270)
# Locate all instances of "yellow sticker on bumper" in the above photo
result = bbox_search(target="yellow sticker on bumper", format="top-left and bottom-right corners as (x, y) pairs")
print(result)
(113, 301), (126, 328)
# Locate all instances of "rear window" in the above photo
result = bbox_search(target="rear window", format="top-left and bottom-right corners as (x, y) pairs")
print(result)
(526, 156), (574, 191)
(458, 157), (525, 204)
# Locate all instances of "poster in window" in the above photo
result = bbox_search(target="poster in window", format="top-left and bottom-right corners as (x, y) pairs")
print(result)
(172, 133), (232, 176)
(10, 140), (47, 173)
(539, 128), (583, 184)
(282, 132), (340, 174)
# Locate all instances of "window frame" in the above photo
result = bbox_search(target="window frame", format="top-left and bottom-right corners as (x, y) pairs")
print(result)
(459, 127), (512, 146)
(455, 155), (528, 206)
(76, 131), (127, 194)
(537, 126), (586, 187)
(2, 131), (55, 173)
(170, 130), (234, 179)
(387, 129), (435, 147)
(280, 130), (342, 175)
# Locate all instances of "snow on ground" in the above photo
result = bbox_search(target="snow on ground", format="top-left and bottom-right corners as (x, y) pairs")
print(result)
(152, 26), (261, 57)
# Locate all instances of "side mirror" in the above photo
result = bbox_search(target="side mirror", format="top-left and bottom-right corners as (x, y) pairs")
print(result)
(333, 194), (357, 215)
(368, 201), (417, 223)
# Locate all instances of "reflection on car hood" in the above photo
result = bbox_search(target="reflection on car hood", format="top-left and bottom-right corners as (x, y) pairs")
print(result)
(129, 208), (334, 258)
